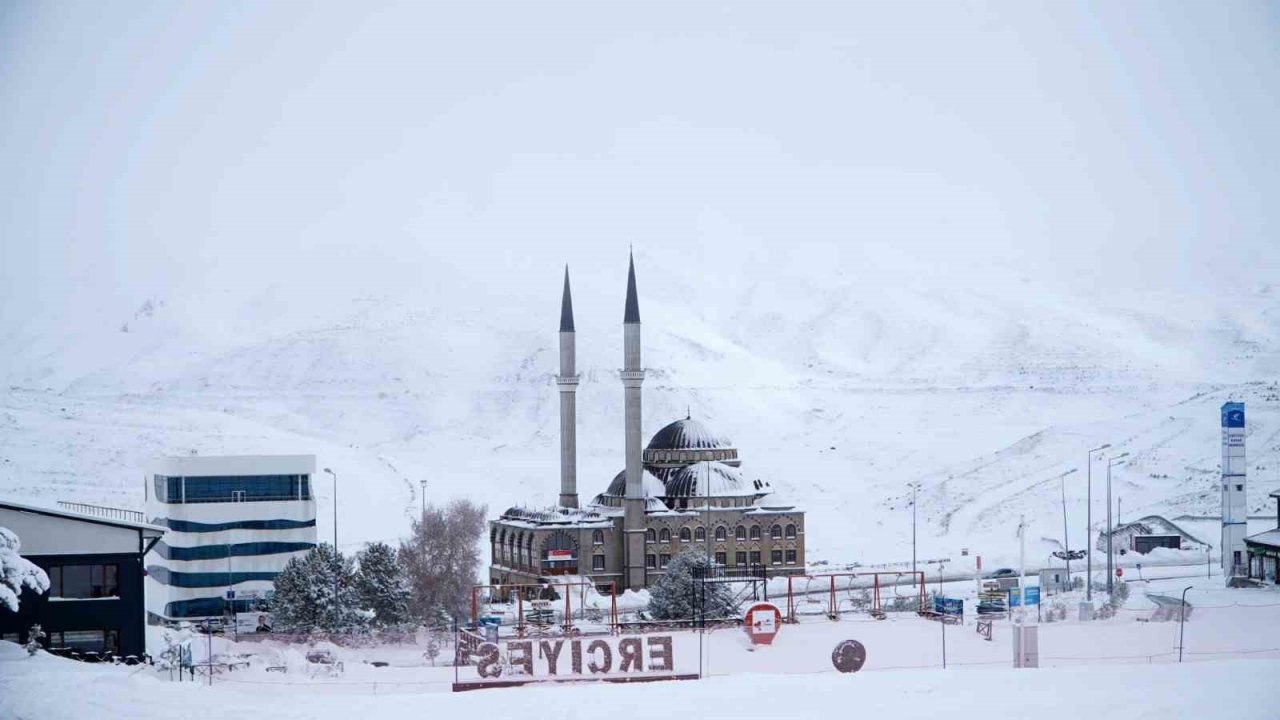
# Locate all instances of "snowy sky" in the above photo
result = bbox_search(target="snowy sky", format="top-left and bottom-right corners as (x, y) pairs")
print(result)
(2, 1), (1278, 330)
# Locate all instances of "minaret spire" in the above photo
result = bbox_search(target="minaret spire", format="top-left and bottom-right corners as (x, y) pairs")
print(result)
(621, 251), (646, 589)
(557, 266), (580, 508)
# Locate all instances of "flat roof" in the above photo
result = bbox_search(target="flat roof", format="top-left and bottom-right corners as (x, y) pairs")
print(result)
(0, 499), (165, 536)
(151, 454), (317, 477)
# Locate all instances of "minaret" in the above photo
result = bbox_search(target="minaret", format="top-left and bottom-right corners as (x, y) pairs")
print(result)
(1221, 402), (1247, 578)
(557, 267), (580, 508)
(621, 252), (647, 589)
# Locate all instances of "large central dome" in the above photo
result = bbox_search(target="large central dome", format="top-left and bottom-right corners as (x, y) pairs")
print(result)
(646, 418), (732, 451)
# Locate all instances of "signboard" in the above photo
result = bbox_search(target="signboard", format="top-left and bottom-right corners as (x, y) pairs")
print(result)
(454, 634), (697, 690)
(1007, 587), (1040, 607)
(547, 549), (574, 560)
(743, 602), (782, 646)
(933, 597), (963, 617)
(831, 640), (867, 673)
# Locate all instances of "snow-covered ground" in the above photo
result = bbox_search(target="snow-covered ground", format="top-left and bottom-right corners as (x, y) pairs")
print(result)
(3, 573), (1278, 718)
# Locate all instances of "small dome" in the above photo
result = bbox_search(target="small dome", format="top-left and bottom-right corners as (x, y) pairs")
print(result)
(601, 469), (668, 498)
(647, 418), (732, 451)
(662, 461), (758, 498)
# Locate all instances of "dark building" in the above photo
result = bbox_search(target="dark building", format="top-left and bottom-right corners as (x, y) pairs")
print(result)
(0, 500), (164, 659)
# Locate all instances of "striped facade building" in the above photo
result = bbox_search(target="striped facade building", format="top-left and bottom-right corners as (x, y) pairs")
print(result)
(145, 455), (317, 622)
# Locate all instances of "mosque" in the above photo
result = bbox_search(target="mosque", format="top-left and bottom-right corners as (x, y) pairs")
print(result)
(488, 255), (806, 591)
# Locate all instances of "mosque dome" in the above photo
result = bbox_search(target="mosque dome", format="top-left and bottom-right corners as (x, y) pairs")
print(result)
(600, 468), (668, 499)
(647, 418), (732, 451)
(662, 461), (761, 498)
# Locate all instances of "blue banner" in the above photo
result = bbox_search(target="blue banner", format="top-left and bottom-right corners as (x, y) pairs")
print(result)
(1007, 586), (1040, 607)
(1222, 402), (1245, 428)
(934, 597), (964, 616)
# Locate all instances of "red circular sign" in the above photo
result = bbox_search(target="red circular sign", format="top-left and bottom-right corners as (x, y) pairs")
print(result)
(1116, 568), (1124, 577)
(743, 602), (782, 645)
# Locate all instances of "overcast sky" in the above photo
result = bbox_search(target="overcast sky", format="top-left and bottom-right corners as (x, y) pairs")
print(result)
(2, 1), (1278, 331)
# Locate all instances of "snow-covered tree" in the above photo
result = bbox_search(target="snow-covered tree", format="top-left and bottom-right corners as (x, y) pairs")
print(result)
(647, 548), (740, 622)
(0, 527), (49, 613)
(400, 499), (486, 624)
(271, 544), (364, 633)
(355, 541), (411, 628)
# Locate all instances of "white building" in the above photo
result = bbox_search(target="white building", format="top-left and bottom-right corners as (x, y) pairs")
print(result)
(145, 455), (317, 622)
(1221, 402), (1247, 578)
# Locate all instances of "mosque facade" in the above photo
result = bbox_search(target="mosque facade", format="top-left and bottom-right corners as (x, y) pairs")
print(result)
(487, 255), (805, 592)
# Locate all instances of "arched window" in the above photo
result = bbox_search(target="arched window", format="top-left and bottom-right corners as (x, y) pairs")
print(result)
(735, 525), (747, 541)
(679, 527), (692, 542)
(646, 528), (657, 543)
(659, 528), (671, 543)
(515, 532), (525, 565)
(749, 525), (761, 541)
(592, 529), (604, 545)
(694, 526), (706, 542)
(715, 526), (727, 542)
(770, 524), (782, 540)
(785, 524), (797, 539)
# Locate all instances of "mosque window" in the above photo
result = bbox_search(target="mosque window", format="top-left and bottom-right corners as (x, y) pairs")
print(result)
(786, 550), (797, 565)
(659, 553), (671, 569)
(694, 527), (706, 542)
(771, 550), (783, 565)
(679, 527), (691, 542)
(735, 526), (747, 541)
(770, 525), (782, 540)
(749, 526), (761, 541)
(786, 524), (797, 539)
(715, 552), (727, 566)
(660, 528), (672, 543)
(592, 530), (604, 545)
(592, 555), (605, 571)
(749, 551), (761, 565)
(646, 528), (656, 543)
(735, 551), (747, 566)
(645, 554), (656, 569)
(715, 526), (727, 542)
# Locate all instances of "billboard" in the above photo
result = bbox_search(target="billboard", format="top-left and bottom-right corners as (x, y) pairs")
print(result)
(454, 633), (699, 690)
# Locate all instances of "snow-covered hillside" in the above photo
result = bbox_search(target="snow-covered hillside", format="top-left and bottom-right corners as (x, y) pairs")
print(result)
(2, 245), (1279, 568)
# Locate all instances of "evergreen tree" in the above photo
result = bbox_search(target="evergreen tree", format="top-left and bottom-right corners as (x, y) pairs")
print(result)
(355, 541), (411, 628)
(271, 544), (365, 633)
(0, 527), (49, 613)
(647, 548), (740, 622)
(400, 499), (487, 624)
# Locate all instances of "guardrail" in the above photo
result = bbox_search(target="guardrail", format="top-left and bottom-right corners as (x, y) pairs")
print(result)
(57, 501), (145, 523)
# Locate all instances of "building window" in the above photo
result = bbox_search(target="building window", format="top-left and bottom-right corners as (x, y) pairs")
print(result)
(679, 527), (691, 542)
(771, 549), (783, 565)
(750, 526), (761, 541)
(735, 526), (746, 541)
(646, 528), (657, 543)
(645, 554), (656, 569)
(715, 526), (727, 542)
(785, 524), (797, 539)
(715, 552), (727, 566)
(154, 474), (312, 504)
(592, 530), (604, 545)
(659, 528), (671, 543)
(659, 553), (671, 569)
(735, 551), (747, 566)
(46, 629), (119, 654)
(694, 526), (706, 542)
(750, 551), (761, 565)
(592, 555), (605, 572)
(786, 549), (797, 565)
(49, 564), (119, 599)
(1236, 484), (1243, 491)
(770, 524), (782, 540)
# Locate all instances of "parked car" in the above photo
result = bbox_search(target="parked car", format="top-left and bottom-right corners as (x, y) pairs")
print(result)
(991, 568), (1018, 578)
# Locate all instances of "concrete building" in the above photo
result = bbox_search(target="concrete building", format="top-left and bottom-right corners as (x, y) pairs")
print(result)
(145, 454), (317, 622)
(1244, 490), (1280, 585)
(1094, 515), (1208, 555)
(0, 500), (164, 659)
(1221, 402), (1247, 578)
(488, 256), (806, 592)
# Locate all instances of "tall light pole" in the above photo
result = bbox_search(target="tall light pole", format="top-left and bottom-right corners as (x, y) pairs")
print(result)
(420, 479), (428, 517)
(1178, 585), (1192, 662)
(1086, 444), (1110, 601)
(1106, 454), (1128, 595)
(323, 467), (338, 630)
(908, 482), (921, 587)
(1056, 468), (1079, 585)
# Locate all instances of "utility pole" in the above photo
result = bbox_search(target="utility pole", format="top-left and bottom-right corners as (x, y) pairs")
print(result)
(1017, 514), (1027, 624)
(420, 479), (428, 517)
(909, 482), (920, 587)
(324, 467), (339, 631)
(1178, 585), (1192, 662)
(1056, 468), (1078, 585)
(1086, 444), (1110, 601)
(1106, 454), (1128, 595)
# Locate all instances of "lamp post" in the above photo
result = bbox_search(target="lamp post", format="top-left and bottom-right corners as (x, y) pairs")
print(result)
(1106, 454), (1128, 595)
(420, 479), (427, 516)
(908, 482), (920, 587)
(1056, 468), (1079, 585)
(1178, 585), (1193, 662)
(323, 467), (339, 631)
(1086, 444), (1110, 601)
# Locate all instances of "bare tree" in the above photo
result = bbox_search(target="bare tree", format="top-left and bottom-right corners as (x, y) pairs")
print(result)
(399, 499), (487, 625)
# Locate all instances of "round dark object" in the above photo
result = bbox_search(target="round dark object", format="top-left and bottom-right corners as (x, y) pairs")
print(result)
(831, 639), (867, 673)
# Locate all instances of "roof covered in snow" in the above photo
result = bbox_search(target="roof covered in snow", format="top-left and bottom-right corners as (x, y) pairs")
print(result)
(599, 469), (669, 499)
(646, 418), (733, 451)
(1246, 529), (1280, 548)
(662, 461), (762, 498)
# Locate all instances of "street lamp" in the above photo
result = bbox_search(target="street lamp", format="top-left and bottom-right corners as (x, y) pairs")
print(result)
(1106, 454), (1128, 594)
(908, 482), (921, 587)
(323, 467), (338, 630)
(1178, 585), (1193, 662)
(420, 479), (428, 517)
(1056, 468), (1079, 585)
(1086, 444), (1110, 601)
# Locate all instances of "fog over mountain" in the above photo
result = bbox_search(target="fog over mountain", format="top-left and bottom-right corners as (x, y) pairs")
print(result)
(2, 1), (1278, 565)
